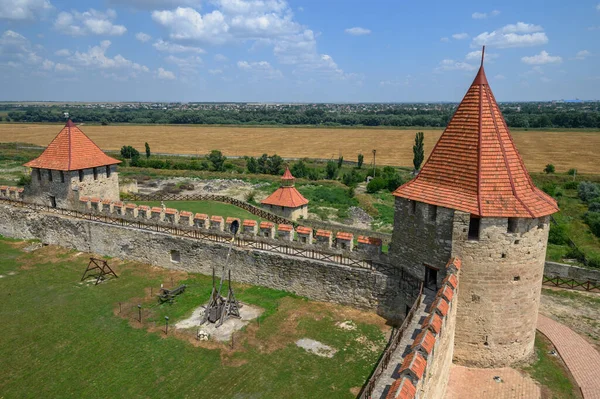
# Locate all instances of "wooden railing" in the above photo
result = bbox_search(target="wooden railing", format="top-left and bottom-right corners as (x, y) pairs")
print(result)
(542, 276), (600, 292)
(0, 197), (374, 270)
(358, 283), (424, 399)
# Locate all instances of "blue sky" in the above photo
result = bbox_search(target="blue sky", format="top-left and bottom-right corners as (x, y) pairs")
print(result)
(0, 0), (598, 102)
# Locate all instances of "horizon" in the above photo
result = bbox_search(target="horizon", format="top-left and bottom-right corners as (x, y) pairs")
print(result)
(0, 0), (599, 102)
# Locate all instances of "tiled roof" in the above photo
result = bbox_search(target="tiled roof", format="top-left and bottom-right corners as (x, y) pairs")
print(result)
(17, 188), (24, 193)
(195, 213), (209, 220)
(443, 274), (458, 289)
(260, 221), (274, 229)
(102, 199), (112, 204)
(90, 197), (101, 203)
(164, 208), (177, 215)
(180, 211), (192, 217)
(23, 120), (121, 171)
(261, 186), (308, 208)
(386, 377), (416, 399)
(243, 219), (257, 226)
(336, 232), (353, 240)
(296, 226), (312, 235)
(429, 297), (449, 317)
(422, 313), (443, 335)
(393, 52), (558, 218)
(138, 205), (150, 211)
(211, 215), (223, 222)
(446, 257), (462, 271)
(316, 229), (332, 237)
(282, 167), (295, 180)
(438, 285), (454, 302)
(125, 203), (136, 209)
(0, 185), (8, 190)
(411, 329), (436, 355)
(79, 196), (90, 202)
(278, 224), (293, 232)
(357, 236), (382, 245)
(226, 217), (240, 224)
(113, 201), (123, 207)
(399, 351), (427, 380)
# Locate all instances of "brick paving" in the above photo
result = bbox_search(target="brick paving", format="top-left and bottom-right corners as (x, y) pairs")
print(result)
(537, 314), (600, 399)
(445, 365), (541, 399)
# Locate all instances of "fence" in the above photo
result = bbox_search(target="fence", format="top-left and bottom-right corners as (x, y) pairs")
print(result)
(0, 197), (374, 270)
(542, 276), (600, 292)
(358, 283), (424, 399)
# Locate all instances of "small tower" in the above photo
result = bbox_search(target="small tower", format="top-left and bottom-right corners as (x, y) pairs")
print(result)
(390, 48), (558, 367)
(261, 167), (309, 221)
(23, 120), (121, 209)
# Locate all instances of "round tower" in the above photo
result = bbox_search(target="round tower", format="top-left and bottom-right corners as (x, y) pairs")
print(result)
(391, 48), (558, 367)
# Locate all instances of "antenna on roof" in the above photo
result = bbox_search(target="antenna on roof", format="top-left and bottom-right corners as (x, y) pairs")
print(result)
(481, 46), (486, 67)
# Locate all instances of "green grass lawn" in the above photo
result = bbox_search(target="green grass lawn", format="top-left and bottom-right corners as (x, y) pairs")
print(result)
(0, 237), (386, 398)
(522, 332), (581, 398)
(134, 200), (265, 222)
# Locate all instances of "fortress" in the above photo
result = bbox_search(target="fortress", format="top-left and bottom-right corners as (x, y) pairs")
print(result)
(0, 53), (558, 398)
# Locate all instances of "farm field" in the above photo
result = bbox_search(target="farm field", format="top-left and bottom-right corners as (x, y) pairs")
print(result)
(1, 124), (599, 173)
(0, 237), (388, 399)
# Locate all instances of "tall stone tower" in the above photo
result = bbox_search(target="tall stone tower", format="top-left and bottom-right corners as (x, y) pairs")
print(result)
(390, 49), (558, 367)
(23, 120), (121, 209)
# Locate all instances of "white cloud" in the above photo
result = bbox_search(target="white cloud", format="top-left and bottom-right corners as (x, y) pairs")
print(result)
(345, 27), (371, 36)
(379, 75), (413, 87)
(588, 26), (600, 31)
(452, 33), (469, 40)
(214, 53), (227, 62)
(152, 39), (205, 53)
(0, 30), (44, 67)
(472, 10), (500, 19)
(41, 59), (54, 70)
(108, 0), (201, 9)
(55, 48), (70, 56)
(436, 59), (477, 72)
(54, 9), (127, 36)
(440, 37), (449, 43)
(493, 74), (506, 80)
(521, 50), (562, 65)
(472, 22), (548, 48)
(135, 32), (151, 42)
(466, 50), (499, 61)
(152, 7), (231, 44)
(0, 0), (53, 21)
(55, 63), (74, 72)
(540, 76), (551, 83)
(597, 3), (600, 10)
(209, 68), (222, 74)
(574, 50), (590, 60)
(157, 67), (175, 79)
(165, 54), (202, 74)
(72, 40), (149, 76)
(237, 60), (282, 78)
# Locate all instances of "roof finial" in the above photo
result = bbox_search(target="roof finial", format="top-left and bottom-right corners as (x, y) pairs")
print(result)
(481, 45), (485, 67)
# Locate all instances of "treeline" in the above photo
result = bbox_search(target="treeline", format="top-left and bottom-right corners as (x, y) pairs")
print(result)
(4, 106), (600, 128)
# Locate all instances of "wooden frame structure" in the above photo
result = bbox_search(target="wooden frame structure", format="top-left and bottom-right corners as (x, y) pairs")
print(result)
(81, 257), (118, 285)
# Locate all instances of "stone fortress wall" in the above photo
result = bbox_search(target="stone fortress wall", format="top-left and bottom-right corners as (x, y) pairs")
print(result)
(25, 165), (119, 209)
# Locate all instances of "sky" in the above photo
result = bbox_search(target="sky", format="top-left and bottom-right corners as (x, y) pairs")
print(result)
(0, 0), (598, 102)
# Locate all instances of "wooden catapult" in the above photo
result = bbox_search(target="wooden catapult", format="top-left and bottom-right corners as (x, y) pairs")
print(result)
(80, 258), (118, 285)
(199, 221), (241, 329)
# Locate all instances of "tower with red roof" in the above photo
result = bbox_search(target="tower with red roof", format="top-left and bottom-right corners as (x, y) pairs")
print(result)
(390, 48), (558, 367)
(261, 167), (308, 221)
(23, 120), (121, 209)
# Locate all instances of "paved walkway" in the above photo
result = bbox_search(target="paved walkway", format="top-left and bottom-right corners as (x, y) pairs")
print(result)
(371, 293), (433, 399)
(537, 314), (600, 399)
(445, 365), (541, 399)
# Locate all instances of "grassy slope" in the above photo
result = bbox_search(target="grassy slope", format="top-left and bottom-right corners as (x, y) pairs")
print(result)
(0, 238), (385, 399)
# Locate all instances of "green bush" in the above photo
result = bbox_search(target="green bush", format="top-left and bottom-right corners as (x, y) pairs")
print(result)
(366, 177), (387, 193)
(17, 175), (32, 187)
(325, 161), (338, 179)
(565, 246), (585, 263)
(587, 253), (600, 269)
(567, 168), (577, 176)
(589, 201), (600, 213)
(548, 223), (569, 245)
(584, 211), (600, 238)
(543, 163), (555, 174)
(563, 181), (578, 190)
(578, 181), (600, 203)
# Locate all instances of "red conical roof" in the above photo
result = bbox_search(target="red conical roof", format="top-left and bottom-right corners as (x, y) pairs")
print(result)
(393, 50), (558, 218)
(261, 166), (308, 208)
(23, 120), (121, 171)
(282, 166), (294, 180)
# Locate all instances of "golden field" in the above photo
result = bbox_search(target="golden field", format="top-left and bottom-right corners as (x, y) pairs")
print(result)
(1, 124), (599, 173)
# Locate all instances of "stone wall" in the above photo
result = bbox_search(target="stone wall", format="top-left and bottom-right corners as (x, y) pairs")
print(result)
(544, 261), (600, 283)
(0, 202), (414, 323)
(451, 213), (550, 367)
(26, 165), (119, 209)
(389, 198), (455, 286)
(263, 203), (307, 221)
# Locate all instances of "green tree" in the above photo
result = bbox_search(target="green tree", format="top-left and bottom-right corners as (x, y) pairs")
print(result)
(544, 163), (555, 174)
(246, 157), (258, 173)
(366, 177), (386, 193)
(413, 132), (424, 172)
(337, 156), (344, 169)
(357, 153), (364, 169)
(268, 154), (284, 175)
(208, 150), (226, 171)
(120, 145), (139, 159)
(257, 154), (269, 174)
(144, 142), (151, 159)
(291, 160), (309, 178)
(325, 161), (338, 179)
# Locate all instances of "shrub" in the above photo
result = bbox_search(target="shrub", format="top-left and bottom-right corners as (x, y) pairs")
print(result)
(543, 164), (555, 174)
(584, 211), (600, 238)
(325, 161), (337, 179)
(357, 153), (364, 169)
(246, 157), (258, 174)
(587, 253), (600, 269)
(567, 168), (577, 176)
(565, 246), (585, 263)
(563, 181), (578, 190)
(17, 175), (32, 187)
(208, 150), (226, 171)
(578, 181), (600, 203)
(386, 173), (404, 192)
(541, 183), (558, 197)
(589, 200), (600, 213)
(120, 145), (139, 159)
(337, 156), (343, 169)
(366, 177), (387, 193)
(291, 160), (309, 178)
(245, 190), (257, 204)
(548, 223), (568, 245)
(307, 168), (322, 181)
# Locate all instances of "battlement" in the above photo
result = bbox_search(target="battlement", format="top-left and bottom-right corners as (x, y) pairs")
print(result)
(69, 195), (384, 254)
